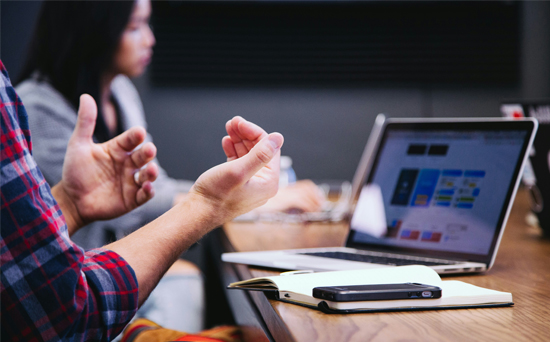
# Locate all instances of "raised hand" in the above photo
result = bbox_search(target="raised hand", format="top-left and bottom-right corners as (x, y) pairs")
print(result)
(190, 116), (283, 224)
(222, 116), (267, 161)
(223, 116), (323, 214)
(106, 116), (282, 303)
(52, 94), (159, 232)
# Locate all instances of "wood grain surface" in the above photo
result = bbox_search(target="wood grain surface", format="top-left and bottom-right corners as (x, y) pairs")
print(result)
(223, 190), (550, 341)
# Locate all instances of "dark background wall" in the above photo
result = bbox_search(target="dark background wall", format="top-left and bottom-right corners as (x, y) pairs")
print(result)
(2, 1), (549, 183)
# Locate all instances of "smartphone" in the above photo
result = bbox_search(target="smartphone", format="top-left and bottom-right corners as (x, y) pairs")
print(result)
(312, 283), (442, 302)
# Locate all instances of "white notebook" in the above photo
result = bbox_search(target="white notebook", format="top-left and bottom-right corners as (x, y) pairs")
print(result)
(228, 265), (513, 313)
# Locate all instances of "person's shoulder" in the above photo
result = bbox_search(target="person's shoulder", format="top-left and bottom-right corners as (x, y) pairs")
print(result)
(16, 77), (73, 111)
(16, 76), (76, 124)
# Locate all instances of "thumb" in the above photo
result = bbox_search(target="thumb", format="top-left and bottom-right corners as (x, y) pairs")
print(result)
(71, 94), (98, 143)
(231, 133), (284, 181)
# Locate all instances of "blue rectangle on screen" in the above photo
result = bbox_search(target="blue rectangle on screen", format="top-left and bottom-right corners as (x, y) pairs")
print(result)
(436, 202), (451, 207)
(442, 170), (463, 177)
(472, 188), (480, 196)
(464, 170), (486, 178)
(438, 189), (455, 195)
(410, 169), (440, 207)
(457, 203), (474, 209)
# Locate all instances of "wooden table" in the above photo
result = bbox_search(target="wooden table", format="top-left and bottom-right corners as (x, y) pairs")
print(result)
(218, 189), (550, 342)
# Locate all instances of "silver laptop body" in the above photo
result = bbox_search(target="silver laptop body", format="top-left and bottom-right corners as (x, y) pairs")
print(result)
(223, 117), (538, 274)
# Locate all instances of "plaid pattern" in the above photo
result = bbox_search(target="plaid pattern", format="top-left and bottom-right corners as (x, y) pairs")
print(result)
(1, 60), (138, 341)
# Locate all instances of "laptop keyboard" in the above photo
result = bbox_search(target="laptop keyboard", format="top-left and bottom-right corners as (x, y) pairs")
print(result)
(301, 251), (459, 267)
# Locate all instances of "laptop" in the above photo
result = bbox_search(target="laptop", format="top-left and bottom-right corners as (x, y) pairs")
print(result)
(222, 117), (538, 274)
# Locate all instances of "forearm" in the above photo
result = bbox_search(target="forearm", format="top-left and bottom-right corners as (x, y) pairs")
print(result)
(106, 192), (221, 305)
(107, 124), (282, 305)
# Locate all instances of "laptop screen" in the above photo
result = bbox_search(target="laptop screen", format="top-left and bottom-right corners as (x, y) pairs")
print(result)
(347, 119), (536, 264)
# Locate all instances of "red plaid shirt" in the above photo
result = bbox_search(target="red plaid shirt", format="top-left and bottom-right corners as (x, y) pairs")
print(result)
(1, 60), (138, 341)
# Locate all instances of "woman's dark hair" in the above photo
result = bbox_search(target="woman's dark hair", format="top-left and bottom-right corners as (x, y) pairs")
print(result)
(17, 0), (135, 142)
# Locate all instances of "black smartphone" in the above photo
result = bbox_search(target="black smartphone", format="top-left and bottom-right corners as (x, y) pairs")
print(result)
(312, 283), (442, 302)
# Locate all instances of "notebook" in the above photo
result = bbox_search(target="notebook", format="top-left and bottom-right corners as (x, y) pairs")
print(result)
(227, 266), (513, 313)
(222, 117), (538, 274)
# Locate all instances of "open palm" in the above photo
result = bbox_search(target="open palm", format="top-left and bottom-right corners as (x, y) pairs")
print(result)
(60, 95), (159, 226)
(191, 116), (283, 224)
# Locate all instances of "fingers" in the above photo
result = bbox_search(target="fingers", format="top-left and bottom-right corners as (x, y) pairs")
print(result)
(111, 126), (148, 153)
(227, 118), (252, 158)
(133, 162), (158, 206)
(230, 132), (284, 182)
(135, 180), (155, 205)
(295, 180), (325, 211)
(295, 192), (323, 212)
(130, 141), (157, 168)
(294, 180), (325, 203)
(222, 136), (238, 161)
(135, 162), (159, 186)
(72, 94), (98, 143)
(226, 116), (268, 158)
(266, 180), (324, 213)
(235, 117), (266, 148)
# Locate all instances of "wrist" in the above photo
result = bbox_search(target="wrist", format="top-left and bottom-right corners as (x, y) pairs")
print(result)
(181, 191), (227, 229)
(172, 192), (188, 207)
(51, 181), (85, 235)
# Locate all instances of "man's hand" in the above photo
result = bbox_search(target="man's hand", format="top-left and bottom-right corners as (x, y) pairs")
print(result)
(189, 116), (283, 225)
(258, 180), (324, 213)
(52, 94), (159, 234)
(107, 116), (282, 304)
(223, 117), (322, 214)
